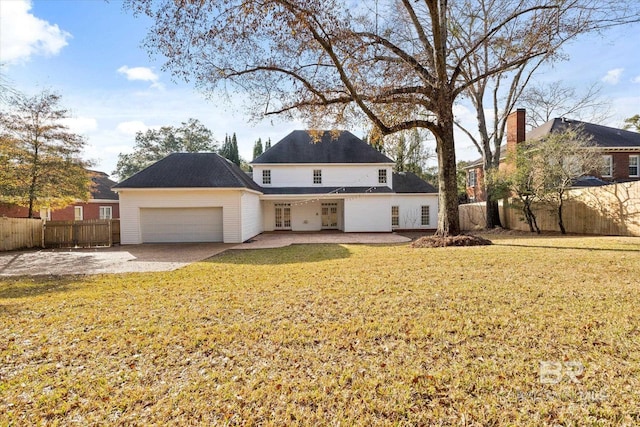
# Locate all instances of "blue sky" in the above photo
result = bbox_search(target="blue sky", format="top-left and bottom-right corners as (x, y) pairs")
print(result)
(1, 0), (638, 177)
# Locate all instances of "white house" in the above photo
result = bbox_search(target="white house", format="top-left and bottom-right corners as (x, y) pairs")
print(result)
(114, 130), (438, 244)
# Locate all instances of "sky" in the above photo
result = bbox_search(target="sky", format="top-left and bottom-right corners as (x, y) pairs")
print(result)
(1, 0), (639, 179)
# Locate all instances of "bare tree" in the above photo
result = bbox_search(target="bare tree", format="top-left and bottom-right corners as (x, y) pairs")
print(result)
(451, 0), (628, 230)
(533, 128), (604, 234)
(124, 0), (640, 236)
(520, 81), (611, 128)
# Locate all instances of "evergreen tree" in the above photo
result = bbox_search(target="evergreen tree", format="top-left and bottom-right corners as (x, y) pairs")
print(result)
(253, 138), (263, 160)
(265, 138), (271, 150)
(230, 133), (240, 165)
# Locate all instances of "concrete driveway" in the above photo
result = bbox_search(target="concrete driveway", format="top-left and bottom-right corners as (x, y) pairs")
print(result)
(0, 232), (412, 276)
(0, 243), (233, 276)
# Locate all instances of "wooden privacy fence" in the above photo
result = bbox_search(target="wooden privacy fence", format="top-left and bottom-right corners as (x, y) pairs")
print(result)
(44, 219), (120, 248)
(459, 181), (640, 236)
(0, 217), (44, 251)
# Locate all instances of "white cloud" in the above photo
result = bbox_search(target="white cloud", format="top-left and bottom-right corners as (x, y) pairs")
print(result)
(116, 120), (151, 136)
(117, 66), (160, 82)
(0, 0), (71, 64)
(602, 68), (624, 85)
(632, 76), (640, 84)
(61, 117), (98, 134)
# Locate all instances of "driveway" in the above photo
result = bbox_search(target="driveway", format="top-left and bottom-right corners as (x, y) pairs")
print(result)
(0, 232), (412, 276)
(0, 243), (233, 276)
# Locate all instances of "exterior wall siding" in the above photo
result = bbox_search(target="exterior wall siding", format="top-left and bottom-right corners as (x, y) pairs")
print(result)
(343, 196), (392, 232)
(391, 194), (439, 229)
(253, 164), (393, 188)
(117, 189), (244, 244)
(240, 192), (263, 241)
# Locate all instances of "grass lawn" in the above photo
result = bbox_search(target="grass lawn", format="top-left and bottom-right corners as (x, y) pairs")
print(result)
(1, 234), (639, 425)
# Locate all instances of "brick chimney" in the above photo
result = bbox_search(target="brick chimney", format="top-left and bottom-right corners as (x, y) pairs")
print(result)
(506, 108), (526, 156)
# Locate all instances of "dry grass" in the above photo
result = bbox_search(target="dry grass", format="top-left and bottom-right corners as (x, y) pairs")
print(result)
(1, 235), (640, 426)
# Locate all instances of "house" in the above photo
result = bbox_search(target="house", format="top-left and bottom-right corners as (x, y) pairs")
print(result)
(114, 130), (438, 244)
(464, 109), (640, 202)
(0, 171), (119, 220)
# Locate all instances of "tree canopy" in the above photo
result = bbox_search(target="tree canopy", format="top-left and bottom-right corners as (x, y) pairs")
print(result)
(623, 114), (640, 132)
(0, 90), (92, 218)
(114, 118), (217, 180)
(124, 0), (640, 236)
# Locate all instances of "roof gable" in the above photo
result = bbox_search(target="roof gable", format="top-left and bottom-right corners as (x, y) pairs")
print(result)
(113, 153), (261, 191)
(89, 171), (119, 200)
(252, 130), (394, 164)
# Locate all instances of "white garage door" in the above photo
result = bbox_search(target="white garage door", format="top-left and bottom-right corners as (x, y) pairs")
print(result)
(140, 207), (223, 243)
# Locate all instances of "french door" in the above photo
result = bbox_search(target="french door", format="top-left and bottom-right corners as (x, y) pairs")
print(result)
(275, 204), (291, 230)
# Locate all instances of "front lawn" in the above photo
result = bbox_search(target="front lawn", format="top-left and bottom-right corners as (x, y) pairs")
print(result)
(1, 235), (639, 425)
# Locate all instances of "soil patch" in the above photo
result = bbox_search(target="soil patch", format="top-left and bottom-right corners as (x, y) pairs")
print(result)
(411, 234), (493, 248)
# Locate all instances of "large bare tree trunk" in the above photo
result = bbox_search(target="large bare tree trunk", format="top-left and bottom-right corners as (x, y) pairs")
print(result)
(434, 108), (461, 237)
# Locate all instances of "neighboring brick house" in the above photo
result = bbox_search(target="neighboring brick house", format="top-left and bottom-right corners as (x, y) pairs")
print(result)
(464, 109), (640, 202)
(0, 171), (119, 220)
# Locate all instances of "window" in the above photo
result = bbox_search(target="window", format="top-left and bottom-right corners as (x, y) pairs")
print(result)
(602, 155), (613, 177)
(262, 169), (271, 185)
(378, 169), (387, 184)
(313, 169), (322, 184)
(74, 206), (83, 221)
(629, 155), (639, 177)
(39, 208), (51, 221)
(421, 206), (430, 226)
(391, 206), (399, 227)
(99, 206), (112, 220)
(468, 169), (477, 187)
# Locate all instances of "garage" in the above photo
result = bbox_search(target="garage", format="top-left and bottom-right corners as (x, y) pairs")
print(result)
(140, 207), (223, 243)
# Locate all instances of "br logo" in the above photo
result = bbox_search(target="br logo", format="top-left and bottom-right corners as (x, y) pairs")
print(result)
(539, 361), (584, 384)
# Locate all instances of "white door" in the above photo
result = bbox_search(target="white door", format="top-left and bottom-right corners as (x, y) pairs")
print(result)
(274, 204), (291, 230)
(140, 207), (223, 242)
(321, 203), (338, 229)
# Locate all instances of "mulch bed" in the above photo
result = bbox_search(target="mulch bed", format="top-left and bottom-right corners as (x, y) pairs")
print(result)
(410, 234), (493, 248)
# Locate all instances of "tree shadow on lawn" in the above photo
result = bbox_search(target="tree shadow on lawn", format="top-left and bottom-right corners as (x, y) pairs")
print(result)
(0, 274), (91, 300)
(204, 243), (353, 265)
(488, 235), (640, 253)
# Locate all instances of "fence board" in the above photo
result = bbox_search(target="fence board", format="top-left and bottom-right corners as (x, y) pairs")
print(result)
(460, 181), (640, 236)
(0, 217), (44, 251)
(44, 219), (119, 248)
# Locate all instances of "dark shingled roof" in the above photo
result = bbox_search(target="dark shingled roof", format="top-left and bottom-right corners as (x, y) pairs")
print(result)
(252, 130), (394, 164)
(261, 186), (393, 195)
(571, 176), (611, 187)
(89, 171), (118, 200)
(528, 118), (640, 148)
(113, 153), (262, 191)
(392, 172), (438, 193)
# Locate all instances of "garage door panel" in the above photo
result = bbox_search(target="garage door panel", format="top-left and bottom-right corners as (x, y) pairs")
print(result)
(140, 208), (223, 242)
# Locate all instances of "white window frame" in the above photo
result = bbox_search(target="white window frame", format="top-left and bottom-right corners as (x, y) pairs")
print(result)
(391, 205), (399, 227)
(602, 155), (613, 177)
(313, 169), (322, 185)
(468, 169), (477, 187)
(99, 206), (112, 220)
(421, 206), (430, 226)
(262, 169), (271, 185)
(39, 208), (51, 221)
(378, 169), (387, 184)
(629, 155), (639, 178)
(74, 206), (83, 221)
